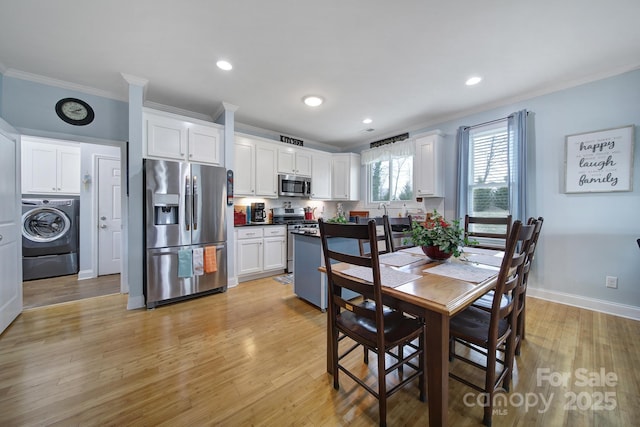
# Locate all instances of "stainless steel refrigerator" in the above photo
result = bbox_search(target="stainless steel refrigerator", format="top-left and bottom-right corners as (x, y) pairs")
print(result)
(144, 159), (227, 308)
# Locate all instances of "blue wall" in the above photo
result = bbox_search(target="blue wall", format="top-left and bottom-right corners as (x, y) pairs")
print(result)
(405, 69), (640, 311)
(1, 76), (128, 141)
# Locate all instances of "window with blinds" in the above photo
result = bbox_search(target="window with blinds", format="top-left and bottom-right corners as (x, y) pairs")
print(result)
(468, 120), (509, 216)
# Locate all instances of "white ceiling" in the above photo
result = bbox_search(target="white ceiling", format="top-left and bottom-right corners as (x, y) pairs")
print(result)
(1, 1), (639, 149)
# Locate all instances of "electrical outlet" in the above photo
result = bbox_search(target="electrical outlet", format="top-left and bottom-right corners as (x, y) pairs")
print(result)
(605, 276), (618, 289)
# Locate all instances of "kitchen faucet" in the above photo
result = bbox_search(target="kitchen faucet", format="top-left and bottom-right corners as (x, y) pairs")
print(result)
(378, 202), (388, 216)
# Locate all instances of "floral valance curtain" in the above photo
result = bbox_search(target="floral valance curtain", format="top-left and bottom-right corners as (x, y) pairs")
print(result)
(360, 139), (415, 165)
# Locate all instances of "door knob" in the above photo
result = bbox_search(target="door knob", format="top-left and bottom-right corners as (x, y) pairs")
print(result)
(100, 224), (107, 229)
(100, 216), (106, 220)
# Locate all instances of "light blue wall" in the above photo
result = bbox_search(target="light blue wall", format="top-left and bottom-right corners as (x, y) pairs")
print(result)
(1, 76), (128, 141)
(401, 69), (640, 309)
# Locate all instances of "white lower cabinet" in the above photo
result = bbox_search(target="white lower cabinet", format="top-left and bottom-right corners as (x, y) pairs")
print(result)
(236, 225), (286, 280)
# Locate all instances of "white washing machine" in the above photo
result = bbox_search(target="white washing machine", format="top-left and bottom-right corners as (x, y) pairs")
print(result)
(22, 197), (79, 281)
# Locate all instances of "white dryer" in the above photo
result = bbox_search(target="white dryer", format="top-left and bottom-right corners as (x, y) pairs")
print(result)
(22, 197), (79, 281)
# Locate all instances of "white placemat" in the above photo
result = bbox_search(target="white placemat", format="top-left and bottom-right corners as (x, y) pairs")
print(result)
(379, 252), (424, 267)
(341, 266), (422, 288)
(423, 262), (497, 283)
(399, 246), (426, 255)
(461, 253), (504, 267)
(462, 246), (503, 257)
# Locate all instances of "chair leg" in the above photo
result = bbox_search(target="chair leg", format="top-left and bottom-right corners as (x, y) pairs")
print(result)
(516, 298), (526, 355)
(332, 328), (340, 390)
(419, 330), (426, 402)
(483, 345), (497, 426)
(364, 346), (369, 364)
(398, 344), (403, 376)
(378, 346), (387, 427)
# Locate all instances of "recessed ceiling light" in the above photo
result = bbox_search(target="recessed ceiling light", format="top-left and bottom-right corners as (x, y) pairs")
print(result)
(363, 118), (373, 124)
(216, 60), (233, 71)
(465, 76), (482, 86)
(303, 96), (324, 107)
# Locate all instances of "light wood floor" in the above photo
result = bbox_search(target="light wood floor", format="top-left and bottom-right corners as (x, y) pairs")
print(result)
(22, 274), (121, 309)
(1, 277), (638, 426)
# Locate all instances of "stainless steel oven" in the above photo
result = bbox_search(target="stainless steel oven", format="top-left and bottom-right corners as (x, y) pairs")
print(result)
(278, 174), (311, 197)
(286, 222), (319, 272)
(273, 207), (318, 273)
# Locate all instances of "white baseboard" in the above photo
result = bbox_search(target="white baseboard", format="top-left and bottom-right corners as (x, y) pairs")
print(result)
(77, 269), (96, 280)
(227, 276), (239, 288)
(127, 294), (145, 310)
(528, 288), (640, 321)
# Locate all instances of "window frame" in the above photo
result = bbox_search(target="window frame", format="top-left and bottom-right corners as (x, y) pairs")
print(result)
(366, 153), (417, 208)
(466, 120), (510, 217)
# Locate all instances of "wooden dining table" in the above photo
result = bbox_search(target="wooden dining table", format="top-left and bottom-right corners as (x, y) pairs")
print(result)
(321, 254), (500, 427)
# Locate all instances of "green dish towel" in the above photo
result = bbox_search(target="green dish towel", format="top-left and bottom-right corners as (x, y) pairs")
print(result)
(178, 249), (193, 278)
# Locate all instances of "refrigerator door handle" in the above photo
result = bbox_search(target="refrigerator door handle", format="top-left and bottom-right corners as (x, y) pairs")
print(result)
(192, 175), (198, 230)
(185, 175), (192, 231)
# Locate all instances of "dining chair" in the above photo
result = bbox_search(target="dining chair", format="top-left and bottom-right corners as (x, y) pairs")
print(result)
(355, 216), (391, 256)
(318, 218), (426, 427)
(470, 217), (544, 356)
(514, 216), (544, 354)
(464, 214), (513, 251)
(449, 220), (535, 426)
(383, 215), (414, 252)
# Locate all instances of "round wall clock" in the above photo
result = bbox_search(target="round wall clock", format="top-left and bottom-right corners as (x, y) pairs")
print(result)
(55, 98), (95, 126)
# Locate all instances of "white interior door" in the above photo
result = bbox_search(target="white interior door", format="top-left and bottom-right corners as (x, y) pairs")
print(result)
(97, 157), (122, 276)
(0, 130), (22, 335)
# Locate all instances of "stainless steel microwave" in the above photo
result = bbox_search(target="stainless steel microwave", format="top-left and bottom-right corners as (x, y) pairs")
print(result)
(278, 174), (311, 197)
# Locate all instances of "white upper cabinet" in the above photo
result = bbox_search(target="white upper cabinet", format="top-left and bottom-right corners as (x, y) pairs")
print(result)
(414, 132), (444, 197)
(310, 151), (332, 199)
(144, 109), (222, 165)
(234, 133), (278, 198)
(331, 153), (360, 201)
(22, 139), (80, 195)
(277, 146), (311, 176)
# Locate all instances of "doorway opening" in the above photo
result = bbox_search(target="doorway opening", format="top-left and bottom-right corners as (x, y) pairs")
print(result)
(20, 135), (124, 308)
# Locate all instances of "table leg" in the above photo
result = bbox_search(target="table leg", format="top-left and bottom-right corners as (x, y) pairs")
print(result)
(425, 310), (449, 427)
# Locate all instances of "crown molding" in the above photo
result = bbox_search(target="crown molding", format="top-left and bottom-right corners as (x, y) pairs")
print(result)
(3, 68), (126, 101)
(221, 101), (239, 113)
(144, 101), (214, 122)
(120, 73), (148, 87)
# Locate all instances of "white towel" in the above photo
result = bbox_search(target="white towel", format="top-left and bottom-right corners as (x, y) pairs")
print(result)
(192, 247), (204, 276)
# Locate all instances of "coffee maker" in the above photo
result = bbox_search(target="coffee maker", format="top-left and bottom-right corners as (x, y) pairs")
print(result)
(250, 202), (266, 222)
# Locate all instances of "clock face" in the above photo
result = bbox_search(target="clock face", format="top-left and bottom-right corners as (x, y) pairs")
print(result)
(55, 98), (95, 125)
(61, 101), (88, 120)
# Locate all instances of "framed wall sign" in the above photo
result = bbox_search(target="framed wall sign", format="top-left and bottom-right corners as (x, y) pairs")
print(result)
(564, 125), (635, 193)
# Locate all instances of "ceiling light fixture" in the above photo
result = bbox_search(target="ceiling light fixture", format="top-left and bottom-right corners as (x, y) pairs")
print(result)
(465, 76), (482, 86)
(303, 96), (324, 107)
(362, 118), (373, 124)
(216, 60), (233, 71)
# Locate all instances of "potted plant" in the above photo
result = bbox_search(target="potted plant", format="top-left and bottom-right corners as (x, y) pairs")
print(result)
(410, 210), (475, 260)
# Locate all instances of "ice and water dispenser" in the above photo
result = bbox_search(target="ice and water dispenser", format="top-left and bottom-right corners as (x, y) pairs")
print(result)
(153, 193), (179, 225)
